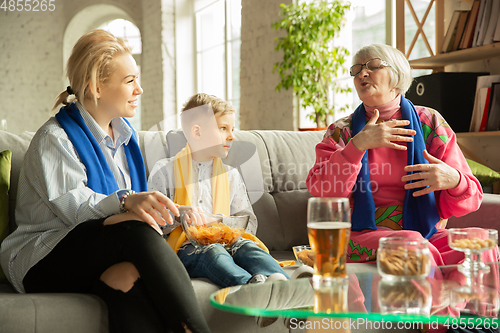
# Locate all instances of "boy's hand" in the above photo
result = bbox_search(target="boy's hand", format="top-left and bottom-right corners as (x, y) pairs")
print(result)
(179, 206), (207, 226)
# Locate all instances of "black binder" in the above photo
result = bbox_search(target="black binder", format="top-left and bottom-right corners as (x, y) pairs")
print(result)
(406, 72), (488, 133)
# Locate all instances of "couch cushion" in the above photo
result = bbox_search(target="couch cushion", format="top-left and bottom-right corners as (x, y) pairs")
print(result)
(0, 293), (108, 333)
(466, 158), (500, 186)
(0, 131), (34, 233)
(0, 150), (12, 282)
(252, 192), (284, 250)
(272, 190), (311, 251)
(254, 130), (324, 193)
(138, 131), (169, 177)
(253, 130), (323, 251)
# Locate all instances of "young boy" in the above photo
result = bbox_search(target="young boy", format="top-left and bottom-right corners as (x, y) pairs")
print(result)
(148, 93), (290, 288)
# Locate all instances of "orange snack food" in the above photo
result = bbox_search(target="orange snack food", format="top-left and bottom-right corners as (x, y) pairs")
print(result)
(297, 249), (314, 267)
(187, 222), (245, 247)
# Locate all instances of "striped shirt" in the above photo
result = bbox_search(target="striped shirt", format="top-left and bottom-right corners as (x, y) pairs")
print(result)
(0, 103), (134, 293)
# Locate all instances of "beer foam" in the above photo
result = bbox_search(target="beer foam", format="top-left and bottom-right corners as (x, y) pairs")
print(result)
(308, 222), (351, 229)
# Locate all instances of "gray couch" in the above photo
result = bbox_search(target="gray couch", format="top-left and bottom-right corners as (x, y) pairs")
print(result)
(1, 128), (499, 333)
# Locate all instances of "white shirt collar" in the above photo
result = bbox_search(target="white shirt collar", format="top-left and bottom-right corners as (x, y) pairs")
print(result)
(75, 102), (133, 148)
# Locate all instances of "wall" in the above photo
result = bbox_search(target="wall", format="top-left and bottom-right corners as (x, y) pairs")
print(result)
(0, 6), (65, 134)
(140, 0), (176, 131)
(239, 0), (295, 130)
(5, 1), (498, 134)
(0, 0), (174, 135)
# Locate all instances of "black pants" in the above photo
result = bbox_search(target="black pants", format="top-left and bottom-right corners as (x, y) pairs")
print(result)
(23, 219), (211, 333)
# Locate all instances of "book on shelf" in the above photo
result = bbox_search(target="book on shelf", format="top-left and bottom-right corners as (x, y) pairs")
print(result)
(470, 87), (489, 132)
(482, 0), (500, 45)
(460, 0), (482, 49)
(470, 75), (500, 132)
(453, 11), (470, 51)
(494, 8), (500, 42)
(473, 0), (491, 47)
(486, 83), (500, 131)
(441, 11), (462, 53)
(478, 87), (491, 131)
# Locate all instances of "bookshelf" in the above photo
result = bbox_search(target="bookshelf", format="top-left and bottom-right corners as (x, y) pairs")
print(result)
(397, 0), (500, 71)
(409, 42), (500, 70)
(396, 0), (500, 174)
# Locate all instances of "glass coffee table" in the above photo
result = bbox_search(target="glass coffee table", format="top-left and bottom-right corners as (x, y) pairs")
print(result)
(210, 262), (500, 328)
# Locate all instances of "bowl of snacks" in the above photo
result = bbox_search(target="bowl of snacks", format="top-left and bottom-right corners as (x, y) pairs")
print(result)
(448, 228), (498, 275)
(181, 211), (249, 249)
(293, 245), (314, 267)
(377, 237), (431, 280)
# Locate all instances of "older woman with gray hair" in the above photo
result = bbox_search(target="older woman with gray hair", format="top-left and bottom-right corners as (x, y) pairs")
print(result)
(307, 44), (494, 267)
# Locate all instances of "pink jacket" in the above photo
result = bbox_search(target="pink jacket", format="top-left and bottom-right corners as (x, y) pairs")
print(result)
(306, 96), (482, 220)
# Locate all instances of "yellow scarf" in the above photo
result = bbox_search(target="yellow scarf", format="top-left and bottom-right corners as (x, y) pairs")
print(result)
(166, 144), (273, 255)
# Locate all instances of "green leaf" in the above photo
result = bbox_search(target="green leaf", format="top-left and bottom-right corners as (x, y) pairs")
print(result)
(272, 0), (352, 127)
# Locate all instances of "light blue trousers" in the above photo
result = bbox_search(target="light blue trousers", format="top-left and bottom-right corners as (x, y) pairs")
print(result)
(177, 240), (289, 287)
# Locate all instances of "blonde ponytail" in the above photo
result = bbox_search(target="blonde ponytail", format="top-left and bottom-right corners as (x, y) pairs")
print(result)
(52, 87), (76, 111)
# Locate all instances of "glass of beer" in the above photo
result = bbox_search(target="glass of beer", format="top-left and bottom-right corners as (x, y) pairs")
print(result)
(314, 277), (348, 314)
(307, 197), (351, 288)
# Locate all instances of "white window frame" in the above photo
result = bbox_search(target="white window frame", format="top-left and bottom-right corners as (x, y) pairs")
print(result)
(194, 0), (241, 124)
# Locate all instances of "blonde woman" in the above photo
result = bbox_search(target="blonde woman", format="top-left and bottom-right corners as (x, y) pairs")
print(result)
(0, 30), (211, 333)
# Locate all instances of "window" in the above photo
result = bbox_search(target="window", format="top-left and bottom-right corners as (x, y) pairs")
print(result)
(403, 0), (434, 78)
(192, 1), (431, 128)
(352, 1), (386, 55)
(99, 19), (143, 130)
(349, 0), (387, 112)
(328, 0), (432, 125)
(195, 0), (241, 127)
(297, 0), (388, 128)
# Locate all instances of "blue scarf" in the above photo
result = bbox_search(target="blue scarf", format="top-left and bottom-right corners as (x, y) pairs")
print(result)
(55, 102), (147, 195)
(351, 95), (439, 239)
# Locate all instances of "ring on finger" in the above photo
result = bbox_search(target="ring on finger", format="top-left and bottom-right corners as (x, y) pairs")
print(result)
(148, 207), (154, 213)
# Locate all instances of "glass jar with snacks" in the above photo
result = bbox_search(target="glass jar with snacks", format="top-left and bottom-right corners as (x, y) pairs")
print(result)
(377, 237), (431, 280)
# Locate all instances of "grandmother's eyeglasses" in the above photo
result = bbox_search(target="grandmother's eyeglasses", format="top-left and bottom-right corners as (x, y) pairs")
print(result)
(349, 58), (391, 77)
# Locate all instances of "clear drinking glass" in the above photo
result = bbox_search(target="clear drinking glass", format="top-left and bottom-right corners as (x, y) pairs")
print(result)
(307, 197), (351, 288)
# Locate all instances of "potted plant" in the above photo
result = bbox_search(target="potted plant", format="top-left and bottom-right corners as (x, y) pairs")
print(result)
(273, 0), (351, 129)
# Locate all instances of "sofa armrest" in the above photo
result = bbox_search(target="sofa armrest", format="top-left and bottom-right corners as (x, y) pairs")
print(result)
(447, 193), (500, 231)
